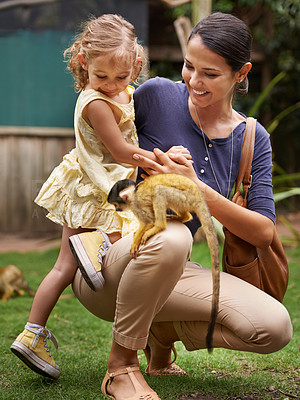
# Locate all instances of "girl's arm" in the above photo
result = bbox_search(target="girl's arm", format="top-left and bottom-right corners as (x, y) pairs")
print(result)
(83, 99), (191, 168)
(133, 148), (274, 249)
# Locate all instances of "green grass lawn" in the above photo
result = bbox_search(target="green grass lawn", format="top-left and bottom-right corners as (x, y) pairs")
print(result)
(0, 243), (299, 400)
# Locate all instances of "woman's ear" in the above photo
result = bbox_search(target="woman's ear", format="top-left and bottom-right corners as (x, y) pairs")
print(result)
(78, 53), (88, 70)
(236, 62), (252, 83)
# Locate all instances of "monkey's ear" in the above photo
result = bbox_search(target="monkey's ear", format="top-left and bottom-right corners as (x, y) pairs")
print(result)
(119, 186), (135, 202)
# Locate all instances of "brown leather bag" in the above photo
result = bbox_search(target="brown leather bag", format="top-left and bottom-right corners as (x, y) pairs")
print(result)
(222, 117), (289, 302)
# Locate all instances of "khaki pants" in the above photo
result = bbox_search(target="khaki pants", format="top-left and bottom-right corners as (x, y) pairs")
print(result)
(72, 221), (292, 353)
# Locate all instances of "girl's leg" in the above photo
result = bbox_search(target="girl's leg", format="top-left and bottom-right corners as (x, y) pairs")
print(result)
(28, 225), (85, 325)
(11, 225), (90, 379)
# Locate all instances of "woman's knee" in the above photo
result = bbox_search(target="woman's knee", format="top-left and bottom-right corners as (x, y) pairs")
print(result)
(218, 272), (293, 353)
(130, 221), (193, 282)
(261, 303), (293, 353)
(240, 300), (293, 354)
(158, 221), (193, 260)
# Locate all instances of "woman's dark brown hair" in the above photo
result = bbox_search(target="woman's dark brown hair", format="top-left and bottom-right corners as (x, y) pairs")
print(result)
(188, 12), (252, 94)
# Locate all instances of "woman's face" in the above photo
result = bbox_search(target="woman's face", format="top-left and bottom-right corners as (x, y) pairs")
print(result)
(182, 36), (240, 109)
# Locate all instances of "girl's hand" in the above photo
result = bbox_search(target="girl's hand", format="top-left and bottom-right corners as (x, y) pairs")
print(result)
(166, 146), (192, 160)
(133, 148), (198, 182)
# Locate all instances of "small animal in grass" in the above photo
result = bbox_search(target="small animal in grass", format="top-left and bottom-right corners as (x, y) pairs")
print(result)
(0, 265), (35, 301)
(107, 173), (220, 352)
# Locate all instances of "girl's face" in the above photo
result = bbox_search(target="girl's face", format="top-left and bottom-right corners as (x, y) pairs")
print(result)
(79, 54), (137, 98)
(182, 37), (242, 109)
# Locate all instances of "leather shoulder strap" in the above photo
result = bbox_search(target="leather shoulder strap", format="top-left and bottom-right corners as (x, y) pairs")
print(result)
(235, 117), (256, 199)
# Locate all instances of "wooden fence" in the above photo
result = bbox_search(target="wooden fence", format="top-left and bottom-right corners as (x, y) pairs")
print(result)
(0, 126), (75, 236)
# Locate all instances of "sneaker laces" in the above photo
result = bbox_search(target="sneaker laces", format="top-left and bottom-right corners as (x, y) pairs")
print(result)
(25, 323), (58, 356)
(97, 230), (113, 262)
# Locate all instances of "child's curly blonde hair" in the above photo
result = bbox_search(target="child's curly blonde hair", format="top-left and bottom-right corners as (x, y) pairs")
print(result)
(64, 14), (145, 92)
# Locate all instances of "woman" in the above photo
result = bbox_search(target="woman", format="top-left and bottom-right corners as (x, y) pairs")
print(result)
(72, 12), (292, 400)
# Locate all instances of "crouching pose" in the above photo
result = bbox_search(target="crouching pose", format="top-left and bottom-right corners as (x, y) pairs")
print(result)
(71, 12), (292, 400)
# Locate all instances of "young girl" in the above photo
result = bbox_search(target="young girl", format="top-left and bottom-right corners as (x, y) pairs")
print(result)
(10, 14), (190, 380)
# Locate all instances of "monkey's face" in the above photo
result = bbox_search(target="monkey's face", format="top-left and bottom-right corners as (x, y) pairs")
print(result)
(111, 201), (127, 212)
(109, 185), (135, 212)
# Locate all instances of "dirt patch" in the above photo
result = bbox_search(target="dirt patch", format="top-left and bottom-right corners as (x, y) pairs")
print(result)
(0, 233), (61, 253)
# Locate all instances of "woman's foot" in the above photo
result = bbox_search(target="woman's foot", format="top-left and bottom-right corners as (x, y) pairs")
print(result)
(104, 341), (160, 399)
(101, 366), (161, 400)
(144, 324), (187, 376)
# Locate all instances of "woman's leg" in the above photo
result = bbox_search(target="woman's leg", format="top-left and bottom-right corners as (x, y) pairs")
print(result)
(73, 221), (193, 399)
(73, 221), (193, 344)
(151, 262), (292, 355)
(73, 233), (292, 376)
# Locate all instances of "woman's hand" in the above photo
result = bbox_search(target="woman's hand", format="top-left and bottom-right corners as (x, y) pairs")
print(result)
(166, 145), (192, 160)
(133, 150), (273, 248)
(133, 148), (198, 181)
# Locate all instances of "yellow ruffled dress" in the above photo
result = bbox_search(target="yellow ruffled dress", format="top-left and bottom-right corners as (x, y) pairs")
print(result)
(35, 86), (139, 237)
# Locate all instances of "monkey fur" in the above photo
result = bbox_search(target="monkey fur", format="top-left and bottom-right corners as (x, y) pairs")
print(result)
(0, 265), (35, 301)
(108, 173), (219, 352)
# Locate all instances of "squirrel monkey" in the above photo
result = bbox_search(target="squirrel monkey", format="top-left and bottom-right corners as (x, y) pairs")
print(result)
(108, 173), (219, 352)
(0, 265), (35, 301)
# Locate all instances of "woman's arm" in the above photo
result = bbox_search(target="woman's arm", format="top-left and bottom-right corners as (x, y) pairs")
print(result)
(133, 148), (274, 249)
(83, 99), (191, 168)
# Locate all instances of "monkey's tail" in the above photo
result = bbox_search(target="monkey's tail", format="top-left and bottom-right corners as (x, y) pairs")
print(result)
(195, 200), (220, 353)
(206, 274), (220, 353)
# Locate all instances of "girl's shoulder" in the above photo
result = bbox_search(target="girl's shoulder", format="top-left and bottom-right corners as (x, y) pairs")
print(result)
(77, 87), (134, 110)
(77, 89), (105, 107)
(126, 85), (135, 97)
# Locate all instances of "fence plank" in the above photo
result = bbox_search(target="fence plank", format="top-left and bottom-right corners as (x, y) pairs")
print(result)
(1, 128), (75, 236)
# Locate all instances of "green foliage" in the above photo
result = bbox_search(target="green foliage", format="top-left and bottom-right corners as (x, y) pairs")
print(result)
(267, 101), (300, 134)
(215, 0), (300, 177)
(246, 70), (300, 233)
(248, 71), (286, 118)
(169, 3), (192, 19)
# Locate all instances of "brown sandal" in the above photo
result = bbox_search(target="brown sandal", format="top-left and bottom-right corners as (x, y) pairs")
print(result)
(144, 331), (187, 377)
(101, 366), (161, 400)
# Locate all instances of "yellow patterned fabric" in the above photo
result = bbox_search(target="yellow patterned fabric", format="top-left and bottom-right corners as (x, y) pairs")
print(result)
(35, 87), (139, 236)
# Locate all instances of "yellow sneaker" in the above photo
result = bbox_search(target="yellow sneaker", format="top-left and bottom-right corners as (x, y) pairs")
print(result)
(11, 323), (60, 379)
(69, 230), (112, 291)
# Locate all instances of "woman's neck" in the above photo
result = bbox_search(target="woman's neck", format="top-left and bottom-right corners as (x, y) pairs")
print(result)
(189, 98), (244, 139)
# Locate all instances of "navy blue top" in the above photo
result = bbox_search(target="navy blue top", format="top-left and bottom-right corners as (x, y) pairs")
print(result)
(134, 77), (275, 236)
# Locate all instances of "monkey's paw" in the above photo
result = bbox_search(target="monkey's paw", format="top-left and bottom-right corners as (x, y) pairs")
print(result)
(141, 227), (162, 244)
(130, 243), (140, 258)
